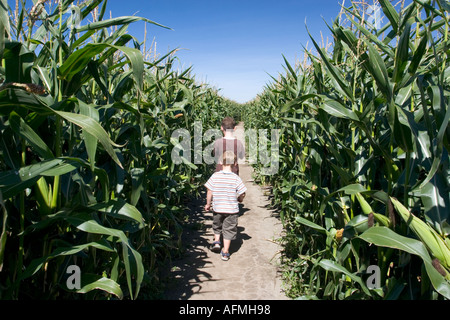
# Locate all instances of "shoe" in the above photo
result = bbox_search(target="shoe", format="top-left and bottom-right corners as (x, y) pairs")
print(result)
(211, 241), (221, 253)
(221, 251), (230, 261)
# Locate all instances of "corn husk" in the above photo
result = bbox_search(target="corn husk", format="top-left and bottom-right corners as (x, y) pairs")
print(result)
(391, 197), (450, 270)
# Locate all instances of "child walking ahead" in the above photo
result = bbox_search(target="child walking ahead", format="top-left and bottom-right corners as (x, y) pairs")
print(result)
(204, 151), (247, 261)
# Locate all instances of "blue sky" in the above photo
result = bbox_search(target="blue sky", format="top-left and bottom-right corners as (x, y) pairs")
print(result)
(8, 0), (347, 103)
(107, 0), (346, 103)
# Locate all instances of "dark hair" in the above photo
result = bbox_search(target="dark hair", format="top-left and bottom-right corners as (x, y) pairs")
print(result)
(221, 117), (236, 130)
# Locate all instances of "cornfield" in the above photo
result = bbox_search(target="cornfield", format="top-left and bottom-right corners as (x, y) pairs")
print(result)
(243, 0), (449, 300)
(1, 0), (449, 301)
(0, 0), (238, 299)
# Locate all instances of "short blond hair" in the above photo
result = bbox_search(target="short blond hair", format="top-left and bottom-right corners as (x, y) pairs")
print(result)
(221, 151), (236, 165)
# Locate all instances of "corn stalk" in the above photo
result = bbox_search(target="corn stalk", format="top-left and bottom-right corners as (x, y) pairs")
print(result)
(0, 0), (239, 299)
(244, 0), (449, 300)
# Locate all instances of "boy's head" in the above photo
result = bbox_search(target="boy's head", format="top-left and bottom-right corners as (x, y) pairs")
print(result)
(221, 151), (236, 166)
(221, 117), (236, 131)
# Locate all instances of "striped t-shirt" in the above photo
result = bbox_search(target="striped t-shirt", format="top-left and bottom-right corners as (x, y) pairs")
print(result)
(204, 171), (247, 214)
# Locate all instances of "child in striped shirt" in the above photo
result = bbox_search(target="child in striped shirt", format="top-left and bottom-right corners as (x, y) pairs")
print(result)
(204, 151), (247, 261)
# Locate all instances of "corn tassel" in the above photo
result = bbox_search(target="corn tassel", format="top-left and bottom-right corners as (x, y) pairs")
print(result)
(390, 197), (450, 270)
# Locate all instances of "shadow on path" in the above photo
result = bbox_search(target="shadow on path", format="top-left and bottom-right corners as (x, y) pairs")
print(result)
(163, 193), (252, 300)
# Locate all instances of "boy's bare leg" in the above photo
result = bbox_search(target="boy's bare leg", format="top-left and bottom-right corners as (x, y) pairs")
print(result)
(222, 239), (231, 254)
(214, 234), (221, 243)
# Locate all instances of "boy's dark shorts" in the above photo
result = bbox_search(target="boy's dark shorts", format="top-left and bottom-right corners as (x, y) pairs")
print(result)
(212, 212), (238, 240)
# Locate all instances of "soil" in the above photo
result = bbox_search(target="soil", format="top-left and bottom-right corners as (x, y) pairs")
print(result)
(163, 122), (288, 300)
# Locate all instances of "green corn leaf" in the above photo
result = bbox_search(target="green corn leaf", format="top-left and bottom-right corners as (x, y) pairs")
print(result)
(320, 99), (360, 121)
(180, 156), (198, 170)
(86, 60), (112, 101)
(435, 87), (450, 147)
(393, 111), (414, 152)
(0, 159), (65, 199)
(393, 22), (411, 85)
(394, 103), (432, 162)
(0, 0), (10, 60)
(342, 14), (394, 57)
(294, 216), (327, 234)
(360, 227), (450, 299)
(75, 15), (171, 33)
(337, 183), (367, 195)
(67, 214), (144, 299)
(53, 110), (124, 169)
(58, 44), (105, 81)
(437, 0), (450, 11)
(282, 117), (327, 132)
(76, 274), (123, 299)
(329, 162), (352, 185)
(0, 88), (53, 116)
(307, 27), (354, 102)
(19, 240), (115, 281)
(378, 0), (400, 33)
(413, 0), (445, 17)
(363, 39), (392, 102)
(408, 29), (428, 75)
(345, 215), (369, 236)
(0, 91), (122, 169)
(280, 93), (318, 113)
(8, 111), (55, 159)
(282, 54), (297, 81)
(35, 66), (53, 94)
(415, 81), (449, 189)
(59, 43), (144, 92)
(318, 259), (372, 296)
(418, 174), (450, 237)
(399, 2), (419, 31)
(78, 101), (99, 172)
(0, 157), (109, 200)
(130, 168), (145, 207)
(88, 199), (145, 229)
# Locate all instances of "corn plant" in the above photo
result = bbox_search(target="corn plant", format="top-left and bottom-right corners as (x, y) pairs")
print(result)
(0, 0), (238, 299)
(244, 0), (449, 300)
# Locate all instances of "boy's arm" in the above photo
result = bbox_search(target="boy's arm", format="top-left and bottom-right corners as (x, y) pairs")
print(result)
(236, 177), (247, 203)
(204, 188), (213, 211)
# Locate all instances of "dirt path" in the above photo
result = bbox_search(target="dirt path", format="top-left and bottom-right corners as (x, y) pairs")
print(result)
(164, 122), (288, 300)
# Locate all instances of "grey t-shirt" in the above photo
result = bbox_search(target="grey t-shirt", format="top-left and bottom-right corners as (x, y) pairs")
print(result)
(213, 137), (245, 174)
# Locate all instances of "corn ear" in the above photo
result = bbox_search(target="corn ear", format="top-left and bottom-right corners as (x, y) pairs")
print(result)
(356, 193), (372, 215)
(35, 176), (53, 215)
(390, 197), (450, 270)
(373, 213), (390, 228)
(355, 193), (390, 227)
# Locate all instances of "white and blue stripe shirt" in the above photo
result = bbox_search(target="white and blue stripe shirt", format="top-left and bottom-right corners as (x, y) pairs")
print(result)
(205, 171), (247, 214)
